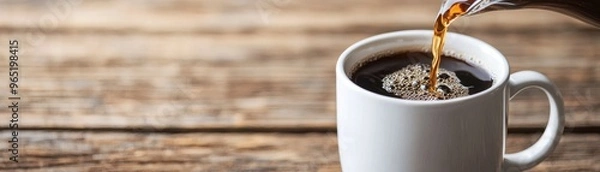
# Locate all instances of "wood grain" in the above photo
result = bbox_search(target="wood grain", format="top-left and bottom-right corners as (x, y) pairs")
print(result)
(0, 30), (598, 130)
(0, 0), (592, 35)
(0, 0), (597, 171)
(0, 131), (597, 171)
(0, 1), (597, 130)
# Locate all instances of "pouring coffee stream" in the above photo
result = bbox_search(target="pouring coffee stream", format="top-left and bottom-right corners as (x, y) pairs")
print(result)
(428, 0), (600, 94)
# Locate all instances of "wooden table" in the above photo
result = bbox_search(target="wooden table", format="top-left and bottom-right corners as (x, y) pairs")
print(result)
(0, 0), (598, 171)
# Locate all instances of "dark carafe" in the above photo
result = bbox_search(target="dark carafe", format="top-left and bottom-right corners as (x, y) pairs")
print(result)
(444, 0), (600, 27)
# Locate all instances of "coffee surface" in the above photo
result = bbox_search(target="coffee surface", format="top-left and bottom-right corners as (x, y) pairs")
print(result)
(351, 51), (493, 100)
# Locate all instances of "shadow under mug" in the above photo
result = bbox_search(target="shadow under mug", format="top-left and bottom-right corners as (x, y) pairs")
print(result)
(336, 30), (565, 172)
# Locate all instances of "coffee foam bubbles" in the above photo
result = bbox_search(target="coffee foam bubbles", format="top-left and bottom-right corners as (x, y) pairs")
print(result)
(382, 63), (469, 100)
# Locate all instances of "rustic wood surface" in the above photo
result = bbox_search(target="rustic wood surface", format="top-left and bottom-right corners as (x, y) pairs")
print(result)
(0, 0), (597, 171)
(0, 131), (599, 172)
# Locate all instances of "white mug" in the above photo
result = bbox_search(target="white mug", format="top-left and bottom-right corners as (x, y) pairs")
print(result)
(336, 30), (565, 172)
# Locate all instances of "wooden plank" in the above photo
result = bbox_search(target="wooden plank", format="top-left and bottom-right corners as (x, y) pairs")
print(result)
(0, 0), (598, 130)
(0, 0), (592, 37)
(0, 29), (598, 130)
(0, 131), (597, 171)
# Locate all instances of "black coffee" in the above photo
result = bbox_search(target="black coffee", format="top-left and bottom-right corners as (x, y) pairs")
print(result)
(350, 51), (493, 100)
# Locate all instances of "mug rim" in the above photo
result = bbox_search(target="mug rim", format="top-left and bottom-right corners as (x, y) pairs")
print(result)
(336, 30), (510, 105)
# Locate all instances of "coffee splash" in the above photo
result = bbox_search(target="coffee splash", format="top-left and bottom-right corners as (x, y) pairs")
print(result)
(382, 63), (469, 100)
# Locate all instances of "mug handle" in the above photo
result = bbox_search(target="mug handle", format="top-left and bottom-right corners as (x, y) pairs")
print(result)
(502, 71), (565, 172)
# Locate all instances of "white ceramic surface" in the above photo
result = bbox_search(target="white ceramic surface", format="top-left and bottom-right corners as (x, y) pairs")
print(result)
(336, 30), (565, 172)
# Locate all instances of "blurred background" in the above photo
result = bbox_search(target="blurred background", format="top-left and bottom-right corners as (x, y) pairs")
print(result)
(0, 0), (598, 171)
